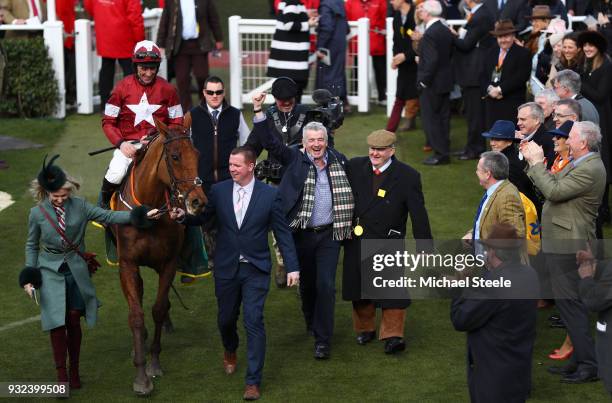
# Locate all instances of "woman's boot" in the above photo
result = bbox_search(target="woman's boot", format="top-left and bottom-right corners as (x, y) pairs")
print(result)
(49, 327), (68, 383)
(66, 310), (83, 389)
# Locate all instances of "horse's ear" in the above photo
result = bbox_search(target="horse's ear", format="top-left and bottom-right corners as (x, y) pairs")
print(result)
(154, 117), (169, 137)
(183, 111), (192, 131)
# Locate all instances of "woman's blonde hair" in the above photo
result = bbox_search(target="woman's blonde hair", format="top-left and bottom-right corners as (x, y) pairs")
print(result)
(30, 172), (81, 202)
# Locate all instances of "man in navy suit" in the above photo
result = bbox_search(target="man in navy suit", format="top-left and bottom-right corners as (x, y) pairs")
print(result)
(172, 147), (299, 401)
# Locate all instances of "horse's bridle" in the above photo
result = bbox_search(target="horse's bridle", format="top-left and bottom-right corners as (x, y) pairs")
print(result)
(159, 134), (203, 211)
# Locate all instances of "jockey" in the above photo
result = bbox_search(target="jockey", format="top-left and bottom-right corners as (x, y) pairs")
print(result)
(99, 40), (183, 208)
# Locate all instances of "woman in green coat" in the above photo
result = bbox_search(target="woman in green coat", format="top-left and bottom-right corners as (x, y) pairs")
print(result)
(20, 155), (154, 389)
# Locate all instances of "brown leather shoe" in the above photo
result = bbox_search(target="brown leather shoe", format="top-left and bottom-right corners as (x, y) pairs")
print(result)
(223, 351), (237, 375)
(243, 384), (261, 400)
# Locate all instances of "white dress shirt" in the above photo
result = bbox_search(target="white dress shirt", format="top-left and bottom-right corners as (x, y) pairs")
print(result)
(233, 176), (255, 228)
(180, 0), (198, 40)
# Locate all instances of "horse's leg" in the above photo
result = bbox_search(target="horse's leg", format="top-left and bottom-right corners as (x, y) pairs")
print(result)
(147, 262), (176, 378)
(119, 264), (153, 395)
(163, 302), (174, 334)
(129, 272), (148, 358)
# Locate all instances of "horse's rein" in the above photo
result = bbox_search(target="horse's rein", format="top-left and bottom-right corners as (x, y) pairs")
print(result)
(161, 134), (203, 212)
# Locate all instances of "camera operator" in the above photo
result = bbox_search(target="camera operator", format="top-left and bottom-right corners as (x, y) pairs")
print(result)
(245, 76), (310, 288)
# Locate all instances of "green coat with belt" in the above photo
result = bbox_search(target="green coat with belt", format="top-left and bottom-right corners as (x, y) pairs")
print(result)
(527, 153), (606, 254)
(25, 196), (131, 331)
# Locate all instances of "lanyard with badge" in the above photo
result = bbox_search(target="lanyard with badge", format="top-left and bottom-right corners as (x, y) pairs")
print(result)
(492, 49), (507, 84)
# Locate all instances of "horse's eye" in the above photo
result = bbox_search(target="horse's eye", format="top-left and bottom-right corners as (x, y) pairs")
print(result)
(172, 154), (180, 161)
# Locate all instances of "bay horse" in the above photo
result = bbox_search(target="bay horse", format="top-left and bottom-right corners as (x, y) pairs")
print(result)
(112, 116), (206, 395)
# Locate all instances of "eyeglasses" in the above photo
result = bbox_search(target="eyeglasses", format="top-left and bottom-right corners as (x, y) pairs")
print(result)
(369, 146), (392, 151)
(205, 89), (224, 96)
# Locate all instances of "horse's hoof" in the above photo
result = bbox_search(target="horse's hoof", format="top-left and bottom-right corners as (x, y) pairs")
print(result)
(133, 377), (154, 396)
(146, 362), (164, 378)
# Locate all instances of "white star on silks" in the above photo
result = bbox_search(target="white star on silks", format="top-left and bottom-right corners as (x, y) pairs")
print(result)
(127, 92), (161, 127)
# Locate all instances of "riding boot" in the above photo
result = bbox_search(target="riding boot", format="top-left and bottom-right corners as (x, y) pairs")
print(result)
(49, 326), (68, 383)
(99, 179), (119, 209)
(66, 310), (83, 389)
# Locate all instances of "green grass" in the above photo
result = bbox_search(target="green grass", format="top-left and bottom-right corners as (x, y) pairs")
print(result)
(0, 111), (609, 402)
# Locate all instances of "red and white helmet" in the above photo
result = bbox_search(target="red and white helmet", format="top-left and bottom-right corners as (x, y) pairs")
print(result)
(132, 40), (162, 65)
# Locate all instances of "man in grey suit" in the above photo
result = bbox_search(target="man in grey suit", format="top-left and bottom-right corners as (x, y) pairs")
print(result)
(553, 70), (600, 126)
(521, 121), (606, 384)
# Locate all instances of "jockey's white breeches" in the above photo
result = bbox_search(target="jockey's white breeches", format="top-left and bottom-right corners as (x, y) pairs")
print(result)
(104, 143), (143, 184)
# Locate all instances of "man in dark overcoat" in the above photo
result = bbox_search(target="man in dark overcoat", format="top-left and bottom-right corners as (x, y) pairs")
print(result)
(416, 0), (454, 165)
(452, 0), (496, 160)
(482, 20), (531, 129)
(342, 130), (432, 354)
(451, 223), (539, 403)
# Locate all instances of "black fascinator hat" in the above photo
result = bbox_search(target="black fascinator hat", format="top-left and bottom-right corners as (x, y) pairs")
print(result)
(37, 154), (67, 192)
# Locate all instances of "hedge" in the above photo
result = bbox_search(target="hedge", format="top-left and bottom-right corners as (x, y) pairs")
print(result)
(0, 37), (59, 118)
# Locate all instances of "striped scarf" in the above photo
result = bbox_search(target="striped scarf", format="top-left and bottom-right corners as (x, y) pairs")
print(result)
(290, 155), (354, 241)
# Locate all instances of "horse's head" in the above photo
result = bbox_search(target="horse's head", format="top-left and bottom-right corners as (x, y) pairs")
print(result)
(154, 116), (207, 215)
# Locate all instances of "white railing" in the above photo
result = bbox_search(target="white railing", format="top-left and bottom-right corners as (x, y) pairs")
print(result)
(228, 15), (371, 112)
(385, 15), (588, 116)
(0, 21), (66, 118)
(74, 8), (165, 114)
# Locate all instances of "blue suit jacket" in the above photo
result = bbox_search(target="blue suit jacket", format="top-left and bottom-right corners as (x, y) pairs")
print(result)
(184, 178), (299, 279)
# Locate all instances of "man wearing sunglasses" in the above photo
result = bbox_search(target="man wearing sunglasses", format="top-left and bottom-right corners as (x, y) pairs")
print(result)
(99, 40), (183, 209)
(188, 75), (250, 274)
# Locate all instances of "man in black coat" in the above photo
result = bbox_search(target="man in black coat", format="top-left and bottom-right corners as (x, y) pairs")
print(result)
(451, 223), (538, 403)
(342, 130), (432, 354)
(452, 0), (496, 160)
(482, 20), (531, 129)
(416, 0), (454, 165)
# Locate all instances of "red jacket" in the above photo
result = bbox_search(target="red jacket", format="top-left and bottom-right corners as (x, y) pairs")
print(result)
(84, 0), (145, 58)
(56, 0), (75, 49)
(102, 75), (183, 146)
(345, 0), (387, 56)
